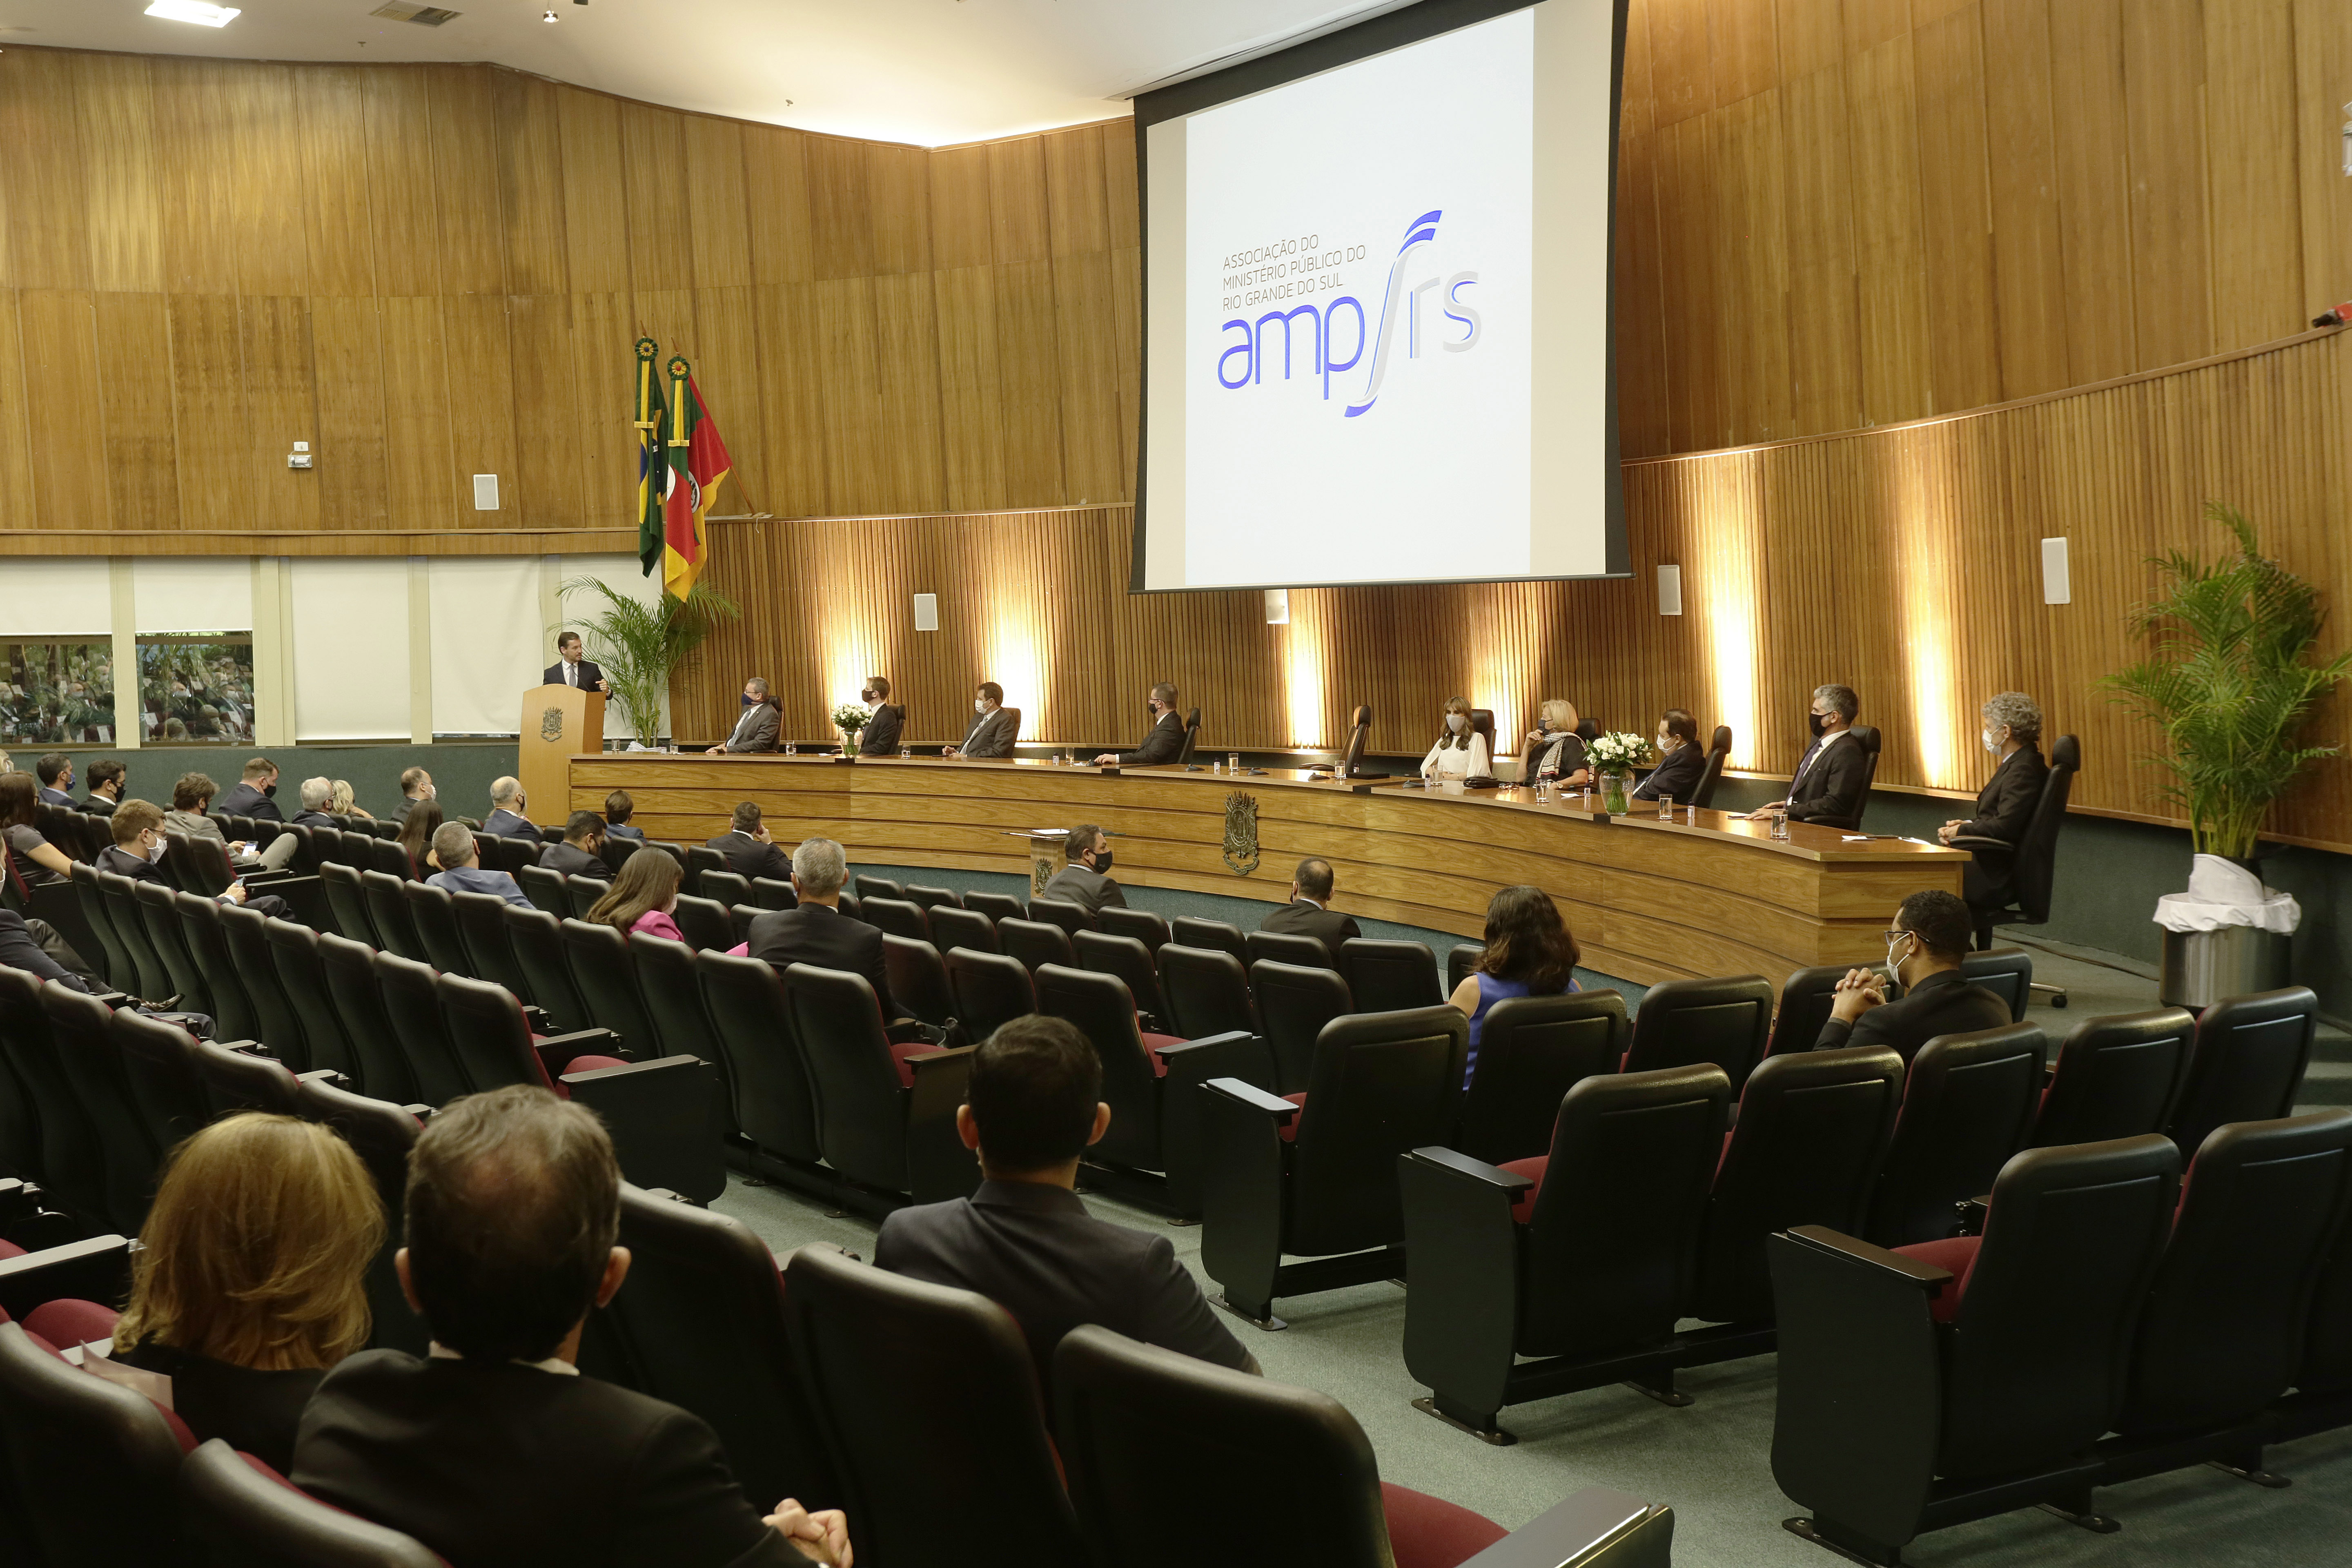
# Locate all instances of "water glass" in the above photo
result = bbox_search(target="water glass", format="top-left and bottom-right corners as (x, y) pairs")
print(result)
(784, 740), (796, 756)
(1771, 806), (1789, 840)
(900, 746), (911, 760)
(1657, 793), (1673, 821)
(1063, 750), (1074, 767)
(1229, 753), (1241, 773)
(1535, 779), (1550, 802)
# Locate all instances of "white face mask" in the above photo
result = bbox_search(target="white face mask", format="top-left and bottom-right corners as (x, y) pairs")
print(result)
(1655, 734), (1672, 752)
(1446, 714), (1466, 733)
(1885, 929), (1913, 982)
(1982, 728), (2002, 754)
(146, 837), (167, 864)
(974, 698), (987, 714)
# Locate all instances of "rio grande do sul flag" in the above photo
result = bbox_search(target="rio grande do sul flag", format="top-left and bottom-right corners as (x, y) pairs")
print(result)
(659, 356), (732, 599)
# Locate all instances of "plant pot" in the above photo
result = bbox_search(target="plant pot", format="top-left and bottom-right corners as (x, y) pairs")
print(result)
(2159, 924), (2291, 1009)
(1599, 770), (1630, 815)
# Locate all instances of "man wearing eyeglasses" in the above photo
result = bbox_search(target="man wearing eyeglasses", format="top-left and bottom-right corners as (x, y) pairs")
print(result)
(1814, 890), (2011, 1063)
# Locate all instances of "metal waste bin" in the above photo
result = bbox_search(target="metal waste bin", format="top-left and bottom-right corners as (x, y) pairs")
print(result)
(2160, 924), (2291, 1009)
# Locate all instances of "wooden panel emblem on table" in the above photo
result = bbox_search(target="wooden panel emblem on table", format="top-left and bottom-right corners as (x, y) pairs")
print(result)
(520, 684), (602, 826)
(568, 756), (1968, 987)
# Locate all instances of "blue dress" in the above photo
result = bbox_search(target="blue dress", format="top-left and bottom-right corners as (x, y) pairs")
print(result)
(1465, 971), (1577, 1085)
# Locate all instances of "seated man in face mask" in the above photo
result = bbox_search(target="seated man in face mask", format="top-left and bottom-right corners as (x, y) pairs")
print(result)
(1038, 824), (1126, 917)
(98, 800), (293, 919)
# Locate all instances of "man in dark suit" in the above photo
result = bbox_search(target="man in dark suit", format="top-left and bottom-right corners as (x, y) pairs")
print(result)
(1749, 684), (1869, 825)
(543, 631), (611, 695)
(290, 776), (337, 829)
(1256, 857), (1361, 962)
(0, 909), (96, 992)
(540, 812), (608, 878)
(877, 1015), (1257, 1393)
(81, 758), (125, 816)
(744, 836), (902, 1021)
(482, 777), (538, 838)
(33, 753), (75, 807)
(387, 767), (434, 825)
(214, 758), (284, 822)
(1941, 692), (2052, 935)
(292, 1086), (848, 1568)
(1093, 682), (1185, 767)
(855, 676), (904, 756)
(1631, 709), (1708, 803)
(707, 803), (793, 881)
(602, 789), (644, 841)
(1814, 889), (2012, 1062)
(99, 800), (290, 918)
(942, 682), (1017, 759)
(1039, 824), (1126, 917)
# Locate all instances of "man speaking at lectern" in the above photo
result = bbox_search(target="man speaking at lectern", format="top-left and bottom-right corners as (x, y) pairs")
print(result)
(545, 632), (610, 695)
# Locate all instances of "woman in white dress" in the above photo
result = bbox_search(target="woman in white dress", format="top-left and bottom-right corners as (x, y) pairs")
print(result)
(1421, 696), (1490, 781)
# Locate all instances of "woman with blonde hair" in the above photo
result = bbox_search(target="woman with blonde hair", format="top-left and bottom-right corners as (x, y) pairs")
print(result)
(329, 780), (375, 821)
(110, 1113), (384, 1470)
(1419, 695), (1490, 782)
(1523, 698), (1591, 788)
(586, 845), (686, 941)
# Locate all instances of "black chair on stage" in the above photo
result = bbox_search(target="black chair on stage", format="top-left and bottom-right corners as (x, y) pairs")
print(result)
(1949, 733), (2080, 976)
(1689, 724), (1733, 809)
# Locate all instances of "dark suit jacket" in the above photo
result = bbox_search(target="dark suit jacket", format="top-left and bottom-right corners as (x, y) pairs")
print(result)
(1039, 863), (1126, 917)
(292, 810), (336, 830)
(1956, 746), (2049, 911)
(957, 707), (1018, 758)
(1257, 899), (1361, 963)
(707, 831), (791, 883)
(541, 842), (607, 879)
(214, 782), (283, 822)
(1786, 731), (1871, 824)
(545, 658), (608, 691)
(388, 795), (429, 824)
(857, 704), (905, 756)
(36, 786), (74, 807)
(604, 821), (645, 840)
(80, 795), (118, 817)
(1815, 967), (2014, 1064)
(293, 1351), (808, 1568)
(1118, 710), (1186, 767)
(746, 902), (899, 1020)
(483, 808), (539, 840)
(1632, 741), (1707, 802)
(96, 844), (165, 884)
(0, 909), (95, 992)
(120, 1339), (320, 1476)
(876, 1181), (1252, 1399)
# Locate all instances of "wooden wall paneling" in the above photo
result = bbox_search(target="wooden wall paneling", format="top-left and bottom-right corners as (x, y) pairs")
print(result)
(2202, 0), (2302, 351)
(1620, 0), (1657, 140)
(1042, 128), (1110, 258)
(1779, 63), (1864, 434)
(18, 291), (108, 529)
(1654, 115), (1729, 450)
(1911, 5), (2002, 412)
(239, 296), (321, 532)
(1714, 90), (1793, 444)
(682, 116), (753, 290)
(363, 69), (443, 300)
(1646, 0), (1719, 128)
(869, 272), (947, 513)
(294, 66), (378, 298)
(145, 60), (238, 296)
(1844, 33), (1933, 425)
(309, 295), (389, 532)
(73, 53), (163, 296)
(1979, 0), (2070, 398)
(2, 51), (91, 292)
(933, 264), (1009, 512)
(1613, 129), (1674, 457)
(493, 73), (569, 297)
(803, 134), (877, 282)
(1842, 0), (1909, 55)
(507, 292), (584, 529)
(1712, 0), (1782, 103)
(1100, 122), (1140, 251)
(743, 127), (815, 286)
(2292, 0), (2352, 322)
(0, 294), (33, 523)
(927, 145), (995, 273)
(2119, 0), (2211, 371)
(1774, 0), (1844, 80)
(439, 294), (516, 531)
(425, 66), (508, 296)
(631, 286), (699, 392)
(166, 294), (246, 535)
(2045, 0), (2137, 385)
(751, 281), (830, 518)
(987, 139), (1051, 267)
(91, 293), (178, 532)
(1051, 249), (1125, 502)
(688, 283), (768, 512)
(378, 295), (449, 530)
(866, 143), (933, 277)
(619, 103), (694, 290)
(570, 290), (639, 530)
(1109, 245), (1143, 497)
(556, 87), (631, 294)
(991, 259), (1067, 504)
(226, 64), (312, 299)
(810, 276), (887, 514)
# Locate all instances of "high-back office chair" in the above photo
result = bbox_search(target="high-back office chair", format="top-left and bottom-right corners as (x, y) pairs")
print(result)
(1468, 708), (1497, 766)
(1573, 717), (1601, 742)
(1176, 708), (1202, 766)
(1690, 725), (1733, 808)
(1338, 704), (1374, 779)
(1949, 733), (2080, 1003)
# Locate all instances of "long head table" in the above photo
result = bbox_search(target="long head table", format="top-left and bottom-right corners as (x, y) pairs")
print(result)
(568, 754), (1967, 987)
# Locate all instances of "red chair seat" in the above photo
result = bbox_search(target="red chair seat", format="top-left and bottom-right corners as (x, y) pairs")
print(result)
(889, 1039), (929, 1087)
(552, 1053), (631, 1099)
(1500, 1154), (1546, 1222)
(1891, 1234), (1980, 1323)
(24, 1298), (120, 1350)
(1277, 1091), (1307, 1141)
(1140, 1031), (1184, 1075)
(1381, 1481), (1508, 1568)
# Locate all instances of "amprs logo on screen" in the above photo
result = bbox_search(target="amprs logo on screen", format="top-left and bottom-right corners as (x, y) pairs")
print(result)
(1213, 209), (1482, 417)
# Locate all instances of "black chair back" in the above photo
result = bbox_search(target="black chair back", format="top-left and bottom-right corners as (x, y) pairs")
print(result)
(1159, 945), (1257, 1042)
(375, 951), (474, 1107)
(2029, 1006), (2197, 1149)
(319, 861), (376, 946)
(927, 906), (997, 957)
(1690, 724), (1733, 808)
(698, 951), (821, 1164)
(670, 893), (735, 951)
(507, 906), (593, 1033)
(0, 1319), (187, 1566)
(1176, 707), (1202, 766)
(1000, 917), (1076, 975)
(1037, 964), (1168, 1171)
(108, 1009), (214, 1166)
(180, 1437), (443, 1567)
(368, 837), (414, 882)
(132, 879), (214, 1018)
(189, 1032), (301, 1117)
(563, 876), (610, 920)
(2168, 985), (2316, 1159)
(1621, 973), (1773, 1093)
(1840, 725), (1883, 829)
(750, 877), (797, 911)
(1454, 991), (1627, 1165)
(263, 918), (361, 1080)
(1766, 964), (1848, 1060)
(600, 835), (641, 876)
(449, 891), (534, 1001)
(1468, 706), (1496, 760)
(339, 830), (379, 873)
(1170, 916), (1247, 962)
(784, 964), (911, 1193)
(516, 863), (568, 916)
(316, 931), (419, 1105)
(1073, 931), (1165, 1025)
(862, 897), (931, 944)
(165, 831), (232, 897)
(1283, 1006), (1468, 1256)
(39, 983), (156, 1234)
(965, 890), (1026, 924)
(1028, 897), (1094, 940)
(0, 968), (109, 1225)
(1339, 704), (1372, 779)
(560, 917), (658, 1053)
(947, 949), (1035, 1042)
(906, 885), (962, 913)
(172, 892), (261, 1047)
(220, 902), (307, 1065)
(698, 869), (751, 909)
(1097, 906), (1170, 953)
(684, 845), (728, 897)
(1247, 928), (1334, 970)
(1336, 938), (1440, 1012)
(1864, 1022), (2047, 1245)
(852, 875), (904, 903)
(96, 868), (172, 1004)
(882, 935), (957, 1029)
(1958, 946), (2033, 1022)
(1251, 958), (1352, 1094)
(401, 880), (474, 977)
(359, 869), (427, 962)
(1446, 942), (1483, 994)
(69, 864), (135, 993)
(437, 972), (558, 1095)
(2005, 735), (2079, 925)
(290, 1074), (428, 1352)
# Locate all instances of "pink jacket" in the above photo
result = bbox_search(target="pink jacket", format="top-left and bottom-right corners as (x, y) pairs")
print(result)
(629, 909), (685, 942)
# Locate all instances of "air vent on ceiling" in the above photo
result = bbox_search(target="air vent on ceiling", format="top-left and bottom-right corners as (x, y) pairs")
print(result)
(370, 2), (461, 23)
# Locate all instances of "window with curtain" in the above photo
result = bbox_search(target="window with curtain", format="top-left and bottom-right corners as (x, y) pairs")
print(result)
(0, 641), (115, 745)
(137, 634), (256, 745)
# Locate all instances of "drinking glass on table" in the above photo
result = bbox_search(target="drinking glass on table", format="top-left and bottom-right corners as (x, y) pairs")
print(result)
(1657, 793), (1673, 822)
(1229, 753), (1241, 773)
(900, 745), (911, 760)
(784, 739), (796, 756)
(1771, 805), (1789, 840)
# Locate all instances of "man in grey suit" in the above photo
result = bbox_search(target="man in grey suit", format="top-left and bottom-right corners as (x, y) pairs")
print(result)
(708, 677), (782, 754)
(942, 682), (1017, 760)
(1039, 823), (1126, 917)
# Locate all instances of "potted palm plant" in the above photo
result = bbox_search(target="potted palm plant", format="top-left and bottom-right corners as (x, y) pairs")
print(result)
(2100, 505), (2350, 1005)
(558, 577), (742, 750)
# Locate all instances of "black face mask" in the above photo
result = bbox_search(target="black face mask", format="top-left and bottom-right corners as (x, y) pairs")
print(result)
(742, 694), (758, 708)
(262, 782), (277, 797)
(860, 690), (875, 703)
(1091, 848), (1114, 874)
(1806, 713), (1828, 739)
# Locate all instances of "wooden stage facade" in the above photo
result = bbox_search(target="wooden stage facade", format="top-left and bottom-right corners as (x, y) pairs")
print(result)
(568, 755), (1969, 988)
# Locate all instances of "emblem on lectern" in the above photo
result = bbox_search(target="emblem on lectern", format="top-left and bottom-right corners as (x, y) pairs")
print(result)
(1222, 791), (1260, 875)
(541, 706), (566, 743)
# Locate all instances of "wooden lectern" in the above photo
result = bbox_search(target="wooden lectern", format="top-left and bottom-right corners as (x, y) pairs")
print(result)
(518, 683), (603, 824)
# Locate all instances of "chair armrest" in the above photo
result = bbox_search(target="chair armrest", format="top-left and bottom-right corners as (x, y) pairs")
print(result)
(1152, 1029), (1255, 1065)
(1944, 834), (2013, 852)
(560, 1055), (726, 1205)
(295, 1069), (347, 1087)
(1399, 1146), (1527, 1410)
(1458, 1488), (1670, 1568)
(88, 992), (134, 1009)
(1152, 1033), (1276, 1221)
(904, 1045), (980, 1204)
(535, 1027), (628, 1072)
(1404, 1145), (1532, 1192)
(1782, 1225), (1953, 1290)
(403, 1104), (434, 1122)
(0, 1236), (134, 1323)
(902, 1045), (969, 1067)
(1205, 1076), (1297, 1119)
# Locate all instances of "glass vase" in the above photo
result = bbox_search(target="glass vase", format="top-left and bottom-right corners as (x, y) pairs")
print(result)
(1600, 770), (1630, 814)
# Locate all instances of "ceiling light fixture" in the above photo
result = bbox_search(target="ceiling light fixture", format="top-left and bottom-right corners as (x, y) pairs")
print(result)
(144, 0), (241, 24)
(542, 7), (557, 17)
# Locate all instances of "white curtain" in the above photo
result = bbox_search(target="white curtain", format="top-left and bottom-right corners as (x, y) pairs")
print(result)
(290, 559), (411, 741)
(132, 559), (252, 633)
(430, 558), (541, 736)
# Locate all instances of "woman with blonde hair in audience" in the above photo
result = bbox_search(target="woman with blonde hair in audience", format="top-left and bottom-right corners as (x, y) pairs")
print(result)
(1448, 885), (1581, 1085)
(1420, 695), (1490, 782)
(109, 1113), (384, 1472)
(586, 846), (686, 941)
(329, 780), (375, 821)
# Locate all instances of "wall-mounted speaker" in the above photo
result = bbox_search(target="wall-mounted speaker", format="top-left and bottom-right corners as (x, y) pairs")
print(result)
(913, 592), (939, 631)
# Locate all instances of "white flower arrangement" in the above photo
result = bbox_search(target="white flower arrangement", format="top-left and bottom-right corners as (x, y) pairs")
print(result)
(1583, 730), (1653, 771)
(832, 702), (874, 733)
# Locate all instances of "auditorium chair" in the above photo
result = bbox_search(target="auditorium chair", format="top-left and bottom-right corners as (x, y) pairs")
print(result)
(836, 890), (862, 922)
(359, 869), (428, 962)
(2278, 1156), (2352, 1449)
(1252, 958), (1353, 1093)
(2166, 986), (2315, 1160)
(782, 964), (978, 1204)
(68, 864), (134, 993)
(1336, 703), (1375, 780)
(1446, 943), (1483, 995)
(729, 903), (759, 948)
(318, 860), (376, 946)
(0, 969), (110, 1227)
(95, 867), (172, 1004)
(1767, 964), (1847, 1058)
(0, 1318), (189, 1567)
(1620, 974), (1773, 1093)
(1771, 1135), (2179, 1563)
(291, 1073), (429, 1352)
(1176, 706), (1203, 766)
(1171, 916), (1249, 963)
(1337, 938), (1442, 1013)
(220, 904), (311, 1064)
(265, 918), (365, 1080)
(2026, 1007), (2196, 1149)
(317, 932), (421, 1105)
(435, 971), (623, 1095)
(697, 869), (751, 910)
(1468, 707), (1496, 763)
(669, 892), (736, 952)
(367, 836), (414, 882)
(564, 875), (611, 920)
(132, 880), (215, 1019)
(1401, 1065), (1730, 1437)
(627, 931), (735, 1126)
(906, 884), (962, 913)
(163, 831), (231, 898)
(947, 949), (1036, 1043)
(399, 879), (475, 977)
(1952, 733), (2080, 964)
(506, 906), (597, 1034)
(1000, 916), (1077, 975)
(169, 893), (260, 1046)
(684, 846), (727, 898)
(559, 918), (661, 1056)
(1160, 944), (1259, 1043)
(853, 875), (904, 903)
(1074, 931), (1169, 1029)
(750, 877), (797, 911)
(927, 905), (998, 957)
(1248, 928), (1334, 970)
(1453, 991), (1628, 1166)
(517, 863), (569, 917)
(964, 890), (1027, 925)
(782, 1246), (1086, 1568)
(1036, 963), (1265, 1218)
(187, 1031), (302, 1118)
(38, 984), (155, 1234)
(109, 1009), (214, 1161)
(449, 890), (535, 1000)
(882, 934), (958, 1031)
(697, 951), (827, 1176)
(1029, 897), (1095, 940)
(862, 896), (932, 944)
(1689, 724), (1733, 809)
(1053, 1326), (1677, 1568)
(339, 830), (380, 874)
(180, 1437), (443, 1568)
(375, 953), (475, 1108)
(578, 1187), (839, 1514)
(0, 983), (49, 1183)
(1957, 947), (2033, 1022)
(1099, 906), (1171, 954)
(1863, 1022), (2047, 1246)
(600, 835), (641, 877)
(1200, 1005), (1468, 1327)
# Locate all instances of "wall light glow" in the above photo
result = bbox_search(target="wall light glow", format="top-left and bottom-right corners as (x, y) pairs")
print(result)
(1285, 592), (1325, 749)
(1699, 463), (1761, 771)
(988, 617), (1045, 741)
(1894, 443), (1958, 787)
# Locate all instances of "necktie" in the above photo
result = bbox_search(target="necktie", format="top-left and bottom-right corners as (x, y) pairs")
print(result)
(566, 663), (577, 688)
(1791, 737), (1823, 788)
